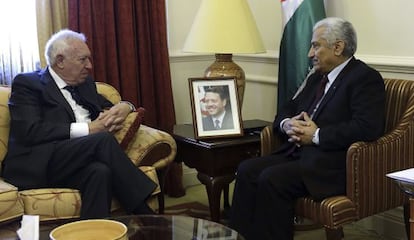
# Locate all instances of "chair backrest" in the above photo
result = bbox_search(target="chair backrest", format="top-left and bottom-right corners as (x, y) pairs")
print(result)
(95, 82), (121, 104)
(348, 78), (414, 219)
(0, 86), (11, 170)
(383, 78), (414, 134)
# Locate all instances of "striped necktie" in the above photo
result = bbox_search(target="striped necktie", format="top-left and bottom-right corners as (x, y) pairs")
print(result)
(214, 119), (221, 129)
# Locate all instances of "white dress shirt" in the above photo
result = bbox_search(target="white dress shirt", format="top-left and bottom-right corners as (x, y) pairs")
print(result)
(49, 67), (90, 138)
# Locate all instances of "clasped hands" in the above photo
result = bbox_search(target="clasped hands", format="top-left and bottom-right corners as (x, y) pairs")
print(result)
(282, 112), (318, 146)
(89, 102), (131, 134)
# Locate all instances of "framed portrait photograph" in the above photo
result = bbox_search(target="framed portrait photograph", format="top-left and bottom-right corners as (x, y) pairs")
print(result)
(189, 77), (243, 139)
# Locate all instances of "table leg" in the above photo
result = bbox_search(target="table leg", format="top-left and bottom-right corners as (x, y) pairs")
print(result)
(411, 198), (414, 240)
(197, 172), (235, 222)
(223, 185), (230, 209)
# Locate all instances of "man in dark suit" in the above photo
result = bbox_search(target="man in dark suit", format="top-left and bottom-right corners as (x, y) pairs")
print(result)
(202, 86), (234, 131)
(1, 29), (157, 219)
(229, 17), (385, 240)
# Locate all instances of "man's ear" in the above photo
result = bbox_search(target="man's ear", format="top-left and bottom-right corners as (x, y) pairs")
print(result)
(333, 40), (345, 56)
(56, 54), (65, 69)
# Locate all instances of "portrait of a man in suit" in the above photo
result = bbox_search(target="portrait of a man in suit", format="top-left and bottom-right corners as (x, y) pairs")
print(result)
(201, 86), (234, 131)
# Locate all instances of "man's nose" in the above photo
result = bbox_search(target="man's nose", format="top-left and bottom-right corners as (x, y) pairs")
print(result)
(308, 48), (314, 58)
(85, 58), (93, 69)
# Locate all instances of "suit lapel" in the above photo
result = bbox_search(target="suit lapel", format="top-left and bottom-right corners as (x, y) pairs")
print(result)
(312, 58), (357, 119)
(40, 69), (76, 121)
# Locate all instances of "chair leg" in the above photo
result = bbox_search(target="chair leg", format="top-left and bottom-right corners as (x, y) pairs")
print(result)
(325, 227), (344, 240)
(156, 169), (166, 214)
(223, 185), (230, 209)
(403, 199), (410, 240)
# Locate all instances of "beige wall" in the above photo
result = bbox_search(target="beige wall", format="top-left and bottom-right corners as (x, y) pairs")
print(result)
(168, 0), (414, 55)
(168, 0), (414, 124)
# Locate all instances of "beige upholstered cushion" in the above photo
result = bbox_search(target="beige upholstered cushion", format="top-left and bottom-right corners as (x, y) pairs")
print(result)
(0, 86), (11, 169)
(19, 188), (81, 221)
(0, 87), (23, 223)
(0, 180), (23, 223)
(96, 82), (122, 104)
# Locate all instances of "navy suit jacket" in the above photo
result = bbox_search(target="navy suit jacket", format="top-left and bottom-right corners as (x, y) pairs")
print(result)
(274, 57), (385, 200)
(2, 68), (113, 189)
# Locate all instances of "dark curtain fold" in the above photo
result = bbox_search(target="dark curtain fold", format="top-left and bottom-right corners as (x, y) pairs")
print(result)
(68, 0), (173, 131)
(68, 0), (184, 197)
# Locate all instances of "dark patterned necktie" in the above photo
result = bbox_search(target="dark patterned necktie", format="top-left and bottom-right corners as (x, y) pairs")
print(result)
(64, 86), (99, 120)
(307, 75), (329, 116)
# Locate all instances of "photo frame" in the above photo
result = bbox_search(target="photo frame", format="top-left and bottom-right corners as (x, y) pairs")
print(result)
(189, 77), (243, 139)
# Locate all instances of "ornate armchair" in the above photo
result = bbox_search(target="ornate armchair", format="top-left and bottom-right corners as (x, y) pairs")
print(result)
(260, 78), (414, 240)
(0, 82), (176, 223)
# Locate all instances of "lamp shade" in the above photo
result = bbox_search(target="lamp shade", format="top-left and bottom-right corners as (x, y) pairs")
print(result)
(183, 0), (266, 54)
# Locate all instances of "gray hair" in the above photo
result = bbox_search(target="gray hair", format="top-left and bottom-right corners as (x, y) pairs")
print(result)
(44, 29), (87, 66)
(313, 17), (357, 57)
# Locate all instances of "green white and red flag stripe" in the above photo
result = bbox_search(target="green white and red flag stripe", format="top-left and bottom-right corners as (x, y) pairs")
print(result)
(277, 0), (325, 111)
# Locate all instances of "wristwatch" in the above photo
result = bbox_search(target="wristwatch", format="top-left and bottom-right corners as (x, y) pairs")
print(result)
(119, 101), (136, 112)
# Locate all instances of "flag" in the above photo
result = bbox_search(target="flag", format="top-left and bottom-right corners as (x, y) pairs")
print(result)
(277, 0), (325, 112)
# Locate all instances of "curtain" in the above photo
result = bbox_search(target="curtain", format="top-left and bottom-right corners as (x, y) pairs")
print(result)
(35, 0), (68, 68)
(0, 1), (40, 85)
(68, 0), (184, 197)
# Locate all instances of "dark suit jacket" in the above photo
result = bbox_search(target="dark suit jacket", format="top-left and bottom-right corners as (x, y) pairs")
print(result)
(274, 57), (385, 200)
(2, 68), (113, 189)
(202, 110), (234, 131)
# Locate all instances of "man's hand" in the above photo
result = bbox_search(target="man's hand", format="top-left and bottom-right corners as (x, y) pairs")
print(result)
(283, 112), (308, 144)
(283, 112), (318, 146)
(88, 112), (117, 134)
(299, 112), (318, 145)
(103, 102), (131, 129)
(88, 102), (131, 134)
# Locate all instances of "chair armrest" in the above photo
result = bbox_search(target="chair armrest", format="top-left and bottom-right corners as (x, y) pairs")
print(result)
(260, 125), (284, 157)
(96, 82), (121, 104)
(124, 125), (177, 170)
(95, 81), (177, 170)
(346, 119), (414, 219)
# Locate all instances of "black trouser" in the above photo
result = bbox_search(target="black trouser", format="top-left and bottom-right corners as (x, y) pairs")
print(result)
(47, 132), (157, 219)
(229, 154), (309, 240)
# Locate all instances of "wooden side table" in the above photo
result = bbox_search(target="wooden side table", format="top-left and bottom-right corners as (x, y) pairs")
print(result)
(173, 119), (271, 222)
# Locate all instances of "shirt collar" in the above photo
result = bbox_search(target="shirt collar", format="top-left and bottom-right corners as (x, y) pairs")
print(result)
(327, 57), (352, 83)
(48, 67), (68, 89)
(212, 110), (226, 123)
